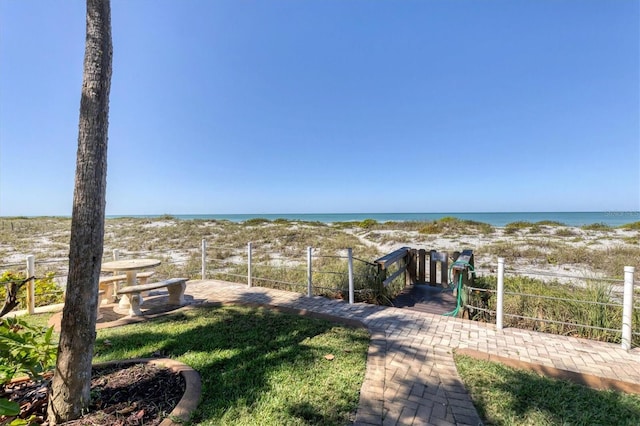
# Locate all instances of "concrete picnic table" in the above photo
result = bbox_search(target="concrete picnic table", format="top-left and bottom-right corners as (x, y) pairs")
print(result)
(101, 258), (161, 308)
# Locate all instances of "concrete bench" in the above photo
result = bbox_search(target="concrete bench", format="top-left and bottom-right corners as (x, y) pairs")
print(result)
(116, 278), (188, 316)
(99, 274), (127, 303)
(99, 271), (156, 303)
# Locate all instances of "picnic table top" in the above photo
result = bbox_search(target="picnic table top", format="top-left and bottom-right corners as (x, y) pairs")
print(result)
(101, 258), (161, 272)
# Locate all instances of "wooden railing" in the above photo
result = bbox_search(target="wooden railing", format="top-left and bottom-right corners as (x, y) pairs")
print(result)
(374, 247), (475, 288)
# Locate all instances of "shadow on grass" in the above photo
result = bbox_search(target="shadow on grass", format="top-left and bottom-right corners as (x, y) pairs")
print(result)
(94, 304), (369, 425)
(455, 355), (640, 426)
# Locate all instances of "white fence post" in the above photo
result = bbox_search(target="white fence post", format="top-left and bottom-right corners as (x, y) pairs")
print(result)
(622, 266), (635, 351)
(26, 255), (35, 314)
(347, 248), (354, 304)
(307, 247), (313, 297)
(496, 257), (505, 331)
(112, 249), (120, 260)
(201, 239), (207, 280)
(247, 242), (252, 288)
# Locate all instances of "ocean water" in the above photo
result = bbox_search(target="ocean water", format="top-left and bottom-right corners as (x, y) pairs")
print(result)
(110, 212), (640, 227)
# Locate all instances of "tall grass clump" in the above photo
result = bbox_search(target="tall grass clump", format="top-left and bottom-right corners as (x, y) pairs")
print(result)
(554, 227), (578, 237)
(581, 222), (612, 231)
(620, 221), (640, 230)
(503, 221), (533, 234)
(477, 241), (545, 262)
(598, 246), (640, 278)
(419, 217), (493, 235)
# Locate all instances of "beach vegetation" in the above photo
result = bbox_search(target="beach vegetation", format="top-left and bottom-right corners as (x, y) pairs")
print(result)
(243, 218), (271, 226)
(535, 220), (566, 226)
(272, 218), (292, 225)
(466, 275), (640, 346)
(3, 216), (638, 313)
(477, 241), (545, 261)
(554, 227), (578, 237)
(504, 221), (533, 234)
(623, 236), (639, 245)
(620, 221), (640, 230)
(358, 218), (378, 229)
(527, 224), (542, 234)
(581, 222), (612, 231)
(419, 217), (493, 235)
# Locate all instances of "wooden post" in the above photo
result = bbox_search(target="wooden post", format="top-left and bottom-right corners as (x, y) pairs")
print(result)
(26, 255), (35, 314)
(429, 250), (436, 285)
(406, 249), (416, 286)
(377, 263), (386, 294)
(413, 249), (419, 284)
(417, 249), (425, 283)
(441, 251), (449, 285)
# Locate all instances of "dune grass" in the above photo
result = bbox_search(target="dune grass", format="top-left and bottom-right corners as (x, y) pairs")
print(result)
(454, 354), (640, 426)
(93, 305), (369, 425)
(467, 275), (640, 346)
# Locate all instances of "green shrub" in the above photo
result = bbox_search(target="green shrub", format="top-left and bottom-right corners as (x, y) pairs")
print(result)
(273, 218), (292, 225)
(358, 219), (378, 229)
(419, 222), (441, 234)
(0, 316), (57, 418)
(504, 221), (533, 234)
(0, 271), (65, 311)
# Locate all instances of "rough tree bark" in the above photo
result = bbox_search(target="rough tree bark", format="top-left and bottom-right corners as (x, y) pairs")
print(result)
(47, 0), (112, 423)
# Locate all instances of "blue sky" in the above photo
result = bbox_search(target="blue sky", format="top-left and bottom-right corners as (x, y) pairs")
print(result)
(1, 0), (638, 216)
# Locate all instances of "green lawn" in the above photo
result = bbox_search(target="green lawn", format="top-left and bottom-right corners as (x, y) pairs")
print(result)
(94, 305), (369, 425)
(454, 354), (640, 426)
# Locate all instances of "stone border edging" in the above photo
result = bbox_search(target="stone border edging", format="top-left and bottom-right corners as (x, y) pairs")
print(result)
(92, 358), (202, 425)
(456, 348), (640, 395)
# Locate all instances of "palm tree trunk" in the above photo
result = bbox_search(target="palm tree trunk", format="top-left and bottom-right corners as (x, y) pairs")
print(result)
(47, 0), (112, 423)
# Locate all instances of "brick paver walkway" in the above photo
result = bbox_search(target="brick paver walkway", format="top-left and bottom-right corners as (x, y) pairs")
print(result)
(184, 279), (639, 426)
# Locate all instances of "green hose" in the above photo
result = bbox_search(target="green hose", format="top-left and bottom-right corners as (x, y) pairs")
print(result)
(443, 260), (475, 317)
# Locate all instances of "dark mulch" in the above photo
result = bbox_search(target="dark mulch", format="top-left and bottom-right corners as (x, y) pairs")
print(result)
(1, 363), (185, 425)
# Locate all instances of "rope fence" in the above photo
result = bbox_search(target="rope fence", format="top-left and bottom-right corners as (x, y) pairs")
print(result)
(2, 241), (638, 352)
(466, 258), (637, 351)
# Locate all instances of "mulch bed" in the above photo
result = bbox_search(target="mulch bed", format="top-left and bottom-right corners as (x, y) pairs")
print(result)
(1, 363), (185, 425)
